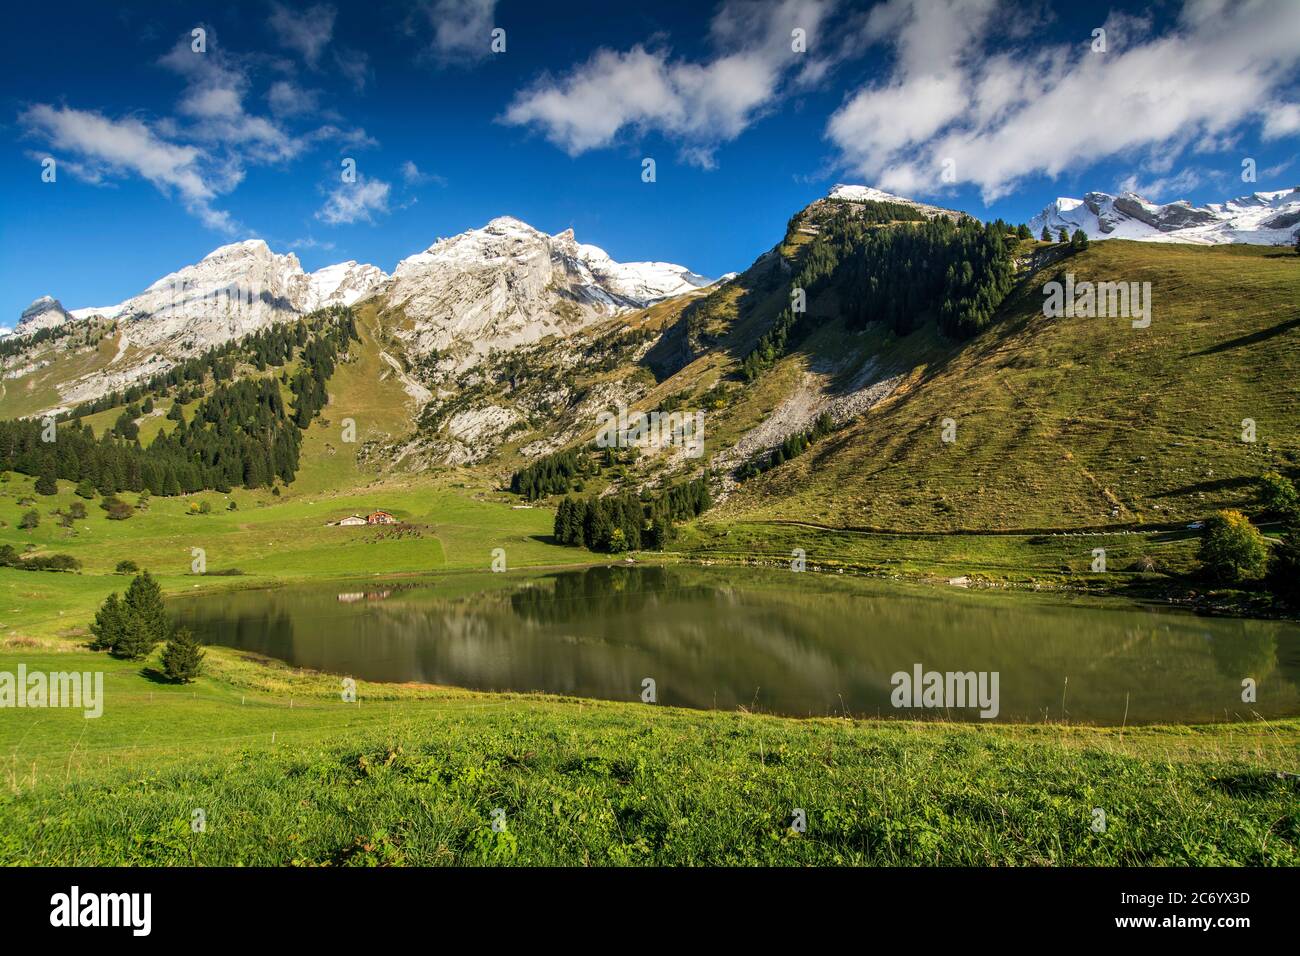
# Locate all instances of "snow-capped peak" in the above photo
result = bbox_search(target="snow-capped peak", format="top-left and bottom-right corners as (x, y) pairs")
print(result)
(824, 184), (964, 221)
(574, 241), (712, 304)
(305, 261), (388, 311)
(202, 238), (276, 260)
(385, 215), (711, 360)
(1029, 186), (1300, 244)
(392, 216), (710, 307)
(828, 184), (911, 203)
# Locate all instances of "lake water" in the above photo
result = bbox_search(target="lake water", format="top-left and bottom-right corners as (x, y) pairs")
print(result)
(170, 564), (1300, 724)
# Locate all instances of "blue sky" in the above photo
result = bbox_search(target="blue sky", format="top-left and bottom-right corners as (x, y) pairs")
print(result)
(2, 0), (1298, 321)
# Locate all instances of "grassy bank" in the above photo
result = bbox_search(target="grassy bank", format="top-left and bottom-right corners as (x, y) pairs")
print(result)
(1, 646), (1296, 866)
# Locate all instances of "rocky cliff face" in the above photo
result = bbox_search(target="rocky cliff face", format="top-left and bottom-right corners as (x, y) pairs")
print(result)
(15, 296), (74, 336)
(383, 217), (711, 364)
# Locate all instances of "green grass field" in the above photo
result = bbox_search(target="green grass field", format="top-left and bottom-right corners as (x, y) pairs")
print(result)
(0, 470), (590, 647)
(1, 646), (1296, 865)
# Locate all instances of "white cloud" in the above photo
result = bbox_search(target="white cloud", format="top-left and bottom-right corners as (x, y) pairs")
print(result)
(415, 0), (499, 65)
(160, 30), (302, 165)
(1263, 102), (1300, 140)
(19, 104), (236, 232)
(1117, 167), (1202, 200)
(401, 160), (447, 186)
(268, 3), (337, 68)
(288, 236), (336, 251)
(827, 0), (1300, 201)
(503, 0), (837, 167)
(267, 80), (321, 117)
(316, 176), (391, 224)
(19, 26), (377, 234)
(334, 48), (371, 90)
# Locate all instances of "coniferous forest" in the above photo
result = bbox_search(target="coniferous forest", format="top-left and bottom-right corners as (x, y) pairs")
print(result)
(0, 308), (358, 496)
(741, 203), (1017, 381)
(552, 476), (712, 552)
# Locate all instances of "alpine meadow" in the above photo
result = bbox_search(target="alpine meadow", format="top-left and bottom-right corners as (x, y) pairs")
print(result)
(1, 0), (1298, 936)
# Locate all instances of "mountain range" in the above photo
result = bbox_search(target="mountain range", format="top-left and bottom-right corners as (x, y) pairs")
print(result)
(15, 182), (1299, 346)
(5, 219), (714, 405)
(1, 180), (1297, 541)
(10, 224), (711, 337)
(1027, 187), (1300, 244)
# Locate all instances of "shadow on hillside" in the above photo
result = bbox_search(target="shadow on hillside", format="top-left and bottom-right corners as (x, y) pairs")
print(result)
(1190, 315), (1300, 356)
(641, 252), (786, 382)
(1147, 476), (1256, 498)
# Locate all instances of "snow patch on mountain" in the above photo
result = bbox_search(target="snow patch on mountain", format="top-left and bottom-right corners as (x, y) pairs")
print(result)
(826, 184), (964, 221)
(306, 261), (388, 310)
(574, 242), (712, 304)
(1029, 188), (1300, 245)
(829, 184), (910, 203)
(385, 217), (711, 361)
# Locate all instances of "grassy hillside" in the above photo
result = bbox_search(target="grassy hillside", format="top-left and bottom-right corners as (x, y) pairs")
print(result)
(716, 242), (1299, 532)
(0, 326), (122, 418)
(0, 469), (586, 648)
(288, 301), (424, 496)
(1, 645), (1295, 865)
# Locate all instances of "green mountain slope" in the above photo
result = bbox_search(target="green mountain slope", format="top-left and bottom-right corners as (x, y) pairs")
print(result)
(715, 241), (1299, 532)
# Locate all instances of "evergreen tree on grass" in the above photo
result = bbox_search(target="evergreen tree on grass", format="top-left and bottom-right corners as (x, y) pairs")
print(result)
(88, 592), (127, 652)
(161, 627), (205, 682)
(109, 571), (171, 659)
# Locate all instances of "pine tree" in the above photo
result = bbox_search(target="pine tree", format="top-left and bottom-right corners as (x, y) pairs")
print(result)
(114, 571), (170, 659)
(1057, 227), (1069, 243)
(1071, 228), (1089, 250)
(161, 627), (205, 682)
(88, 593), (127, 652)
(1040, 225), (1051, 241)
(554, 498), (571, 543)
